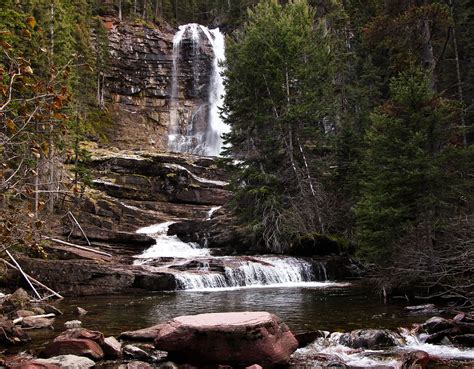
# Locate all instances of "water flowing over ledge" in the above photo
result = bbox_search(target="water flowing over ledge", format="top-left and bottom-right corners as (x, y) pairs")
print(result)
(134, 220), (349, 291)
(168, 24), (229, 156)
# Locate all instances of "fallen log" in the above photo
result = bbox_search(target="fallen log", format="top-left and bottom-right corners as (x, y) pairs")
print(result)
(44, 237), (112, 257)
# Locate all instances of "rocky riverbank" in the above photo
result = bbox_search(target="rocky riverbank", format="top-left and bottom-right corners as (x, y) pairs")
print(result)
(1, 294), (473, 368)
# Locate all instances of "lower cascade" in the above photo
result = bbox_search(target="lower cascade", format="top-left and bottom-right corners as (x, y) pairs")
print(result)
(174, 257), (316, 290)
(134, 220), (347, 291)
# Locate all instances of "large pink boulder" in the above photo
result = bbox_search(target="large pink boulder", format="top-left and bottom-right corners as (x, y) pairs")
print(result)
(154, 311), (298, 367)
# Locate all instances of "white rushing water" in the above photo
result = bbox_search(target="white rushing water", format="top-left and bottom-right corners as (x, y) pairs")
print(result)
(134, 221), (210, 261)
(168, 24), (229, 157)
(135, 219), (343, 291)
(294, 330), (474, 368)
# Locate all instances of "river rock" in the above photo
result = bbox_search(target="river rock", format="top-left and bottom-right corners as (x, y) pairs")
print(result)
(16, 310), (35, 318)
(153, 311), (298, 367)
(452, 334), (474, 347)
(0, 315), (30, 344)
(422, 317), (455, 334)
(55, 328), (105, 346)
(338, 329), (400, 349)
(64, 320), (82, 329)
(120, 324), (165, 341)
(405, 304), (440, 315)
(34, 355), (95, 369)
(21, 316), (55, 329)
(295, 330), (327, 348)
(400, 350), (430, 369)
(32, 307), (46, 315)
(2, 288), (30, 313)
(10, 362), (60, 369)
(41, 338), (104, 360)
(118, 361), (152, 369)
(43, 305), (63, 315)
(103, 336), (122, 358)
(75, 307), (88, 316)
(123, 344), (155, 362)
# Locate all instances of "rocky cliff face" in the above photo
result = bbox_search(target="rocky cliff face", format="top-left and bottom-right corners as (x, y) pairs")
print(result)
(102, 18), (213, 151)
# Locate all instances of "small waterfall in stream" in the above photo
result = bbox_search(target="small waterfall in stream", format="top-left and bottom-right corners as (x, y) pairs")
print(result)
(168, 24), (229, 156)
(174, 257), (316, 290)
(134, 222), (210, 260)
(134, 220), (345, 291)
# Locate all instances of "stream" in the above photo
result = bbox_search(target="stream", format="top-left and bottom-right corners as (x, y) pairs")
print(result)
(27, 283), (428, 347)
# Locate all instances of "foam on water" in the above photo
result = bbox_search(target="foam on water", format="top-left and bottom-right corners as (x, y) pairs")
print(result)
(134, 221), (210, 261)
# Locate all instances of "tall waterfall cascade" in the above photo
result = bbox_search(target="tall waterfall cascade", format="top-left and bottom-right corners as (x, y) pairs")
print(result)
(168, 24), (229, 157)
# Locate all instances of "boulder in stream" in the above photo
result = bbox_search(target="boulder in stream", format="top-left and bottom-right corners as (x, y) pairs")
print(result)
(41, 338), (104, 360)
(21, 316), (55, 329)
(153, 311), (298, 367)
(338, 329), (400, 349)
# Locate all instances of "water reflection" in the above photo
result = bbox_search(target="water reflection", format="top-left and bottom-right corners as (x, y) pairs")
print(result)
(25, 283), (432, 352)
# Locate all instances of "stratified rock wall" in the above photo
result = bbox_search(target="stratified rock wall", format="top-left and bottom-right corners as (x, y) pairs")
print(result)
(103, 19), (213, 151)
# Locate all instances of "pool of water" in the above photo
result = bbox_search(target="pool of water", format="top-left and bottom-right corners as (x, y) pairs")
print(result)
(25, 282), (433, 352)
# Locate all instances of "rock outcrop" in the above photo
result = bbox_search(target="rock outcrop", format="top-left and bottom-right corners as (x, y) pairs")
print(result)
(153, 312), (299, 367)
(102, 19), (213, 151)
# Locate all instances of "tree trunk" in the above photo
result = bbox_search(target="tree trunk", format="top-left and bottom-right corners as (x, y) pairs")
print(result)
(420, 0), (436, 90)
(448, 0), (467, 146)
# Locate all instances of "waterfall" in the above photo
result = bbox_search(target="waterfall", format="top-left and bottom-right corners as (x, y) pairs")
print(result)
(168, 24), (229, 157)
(174, 257), (345, 291)
(135, 222), (346, 291)
(134, 221), (210, 261)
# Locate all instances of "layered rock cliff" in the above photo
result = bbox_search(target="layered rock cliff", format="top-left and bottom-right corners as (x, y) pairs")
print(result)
(102, 18), (213, 151)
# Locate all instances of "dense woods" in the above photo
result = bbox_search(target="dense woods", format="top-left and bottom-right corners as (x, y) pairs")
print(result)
(0, 0), (473, 306)
(222, 0), (473, 304)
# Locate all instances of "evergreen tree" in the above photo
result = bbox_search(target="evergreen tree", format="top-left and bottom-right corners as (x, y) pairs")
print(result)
(223, 0), (337, 252)
(354, 69), (461, 264)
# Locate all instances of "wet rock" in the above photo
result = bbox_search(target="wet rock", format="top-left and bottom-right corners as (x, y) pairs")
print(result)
(16, 310), (35, 318)
(120, 324), (165, 341)
(64, 320), (82, 329)
(0, 315), (30, 344)
(118, 361), (152, 369)
(400, 350), (430, 369)
(405, 304), (440, 315)
(75, 307), (88, 316)
(154, 311), (298, 367)
(103, 336), (122, 358)
(452, 334), (474, 347)
(10, 362), (60, 369)
(11, 257), (136, 296)
(457, 321), (474, 334)
(21, 316), (55, 329)
(41, 338), (104, 360)
(338, 329), (399, 349)
(55, 328), (105, 347)
(157, 362), (179, 369)
(295, 330), (327, 348)
(2, 288), (30, 313)
(43, 305), (63, 315)
(123, 344), (154, 362)
(422, 317), (455, 334)
(34, 355), (95, 368)
(32, 307), (46, 315)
